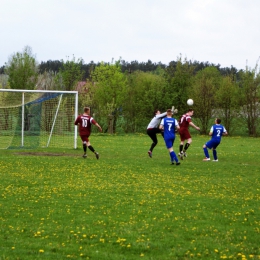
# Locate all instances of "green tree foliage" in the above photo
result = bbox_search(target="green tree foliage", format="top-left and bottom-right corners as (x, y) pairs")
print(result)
(4, 46), (38, 90)
(0, 75), (9, 89)
(215, 76), (240, 134)
(165, 57), (195, 115)
(123, 70), (169, 132)
(55, 56), (84, 131)
(0, 66), (5, 74)
(37, 59), (242, 81)
(238, 65), (260, 137)
(91, 61), (127, 133)
(58, 56), (84, 91)
(77, 80), (96, 112)
(189, 67), (221, 134)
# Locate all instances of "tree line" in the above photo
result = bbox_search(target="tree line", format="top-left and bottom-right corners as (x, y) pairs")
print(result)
(1, 46), (259, 136)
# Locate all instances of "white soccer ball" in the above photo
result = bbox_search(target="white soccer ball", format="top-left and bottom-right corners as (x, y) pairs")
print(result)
(187, 99), (194, 106)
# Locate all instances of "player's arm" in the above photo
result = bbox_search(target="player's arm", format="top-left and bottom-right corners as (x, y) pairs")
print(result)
(156, 112), (167, 119)
(159, 119), (164, 130)
(222, 129), (228, 136)
(175, 119), (180, 132)
(189, 121), (200, 131)
(209, 126), (213, 136)
(74, 117), (79, 125)
(95, 122), (102, 132)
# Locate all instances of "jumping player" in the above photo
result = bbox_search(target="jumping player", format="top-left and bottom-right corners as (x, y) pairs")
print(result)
(159, 109), (180, 165)
(178, 109), (200, 159)
(146, 109), (167, 158)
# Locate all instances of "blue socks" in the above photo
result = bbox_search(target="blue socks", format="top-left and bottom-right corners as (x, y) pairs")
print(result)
(213, 149), (217, 160)
(170, 151), (179, 163)
(203, 147), (210, 158)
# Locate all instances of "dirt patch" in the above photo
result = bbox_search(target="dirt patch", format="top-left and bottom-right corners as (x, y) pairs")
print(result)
(15, 152), (78, 157)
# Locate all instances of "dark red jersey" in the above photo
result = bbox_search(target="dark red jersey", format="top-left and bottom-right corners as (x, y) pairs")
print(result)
(179, 113), (192, 129)
(74, 114), (97, 136)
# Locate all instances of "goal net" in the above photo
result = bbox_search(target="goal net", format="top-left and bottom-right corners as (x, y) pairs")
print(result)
(0, 89), (78, 149)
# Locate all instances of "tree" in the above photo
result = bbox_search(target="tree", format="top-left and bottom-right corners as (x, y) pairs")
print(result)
(54, 56), (84, 131)
(215, 76), (240, 134)
(5, 46), (38, 90)
(238, 64), (260, 137)
(165, 56), (195, 115)
(123, 70), (169, 132)
(36, 71), (57, 90)
(189, 67), (221, 134)
(91, 60), (127, 133)
(58, 56), (84, 91)
(0, 74), (9, 89)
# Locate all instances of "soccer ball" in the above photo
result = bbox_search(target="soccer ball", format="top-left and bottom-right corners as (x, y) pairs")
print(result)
(187, 99), (194, 106)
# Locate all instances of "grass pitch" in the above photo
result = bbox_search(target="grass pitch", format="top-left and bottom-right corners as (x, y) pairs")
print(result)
(0, 134), (259, 259)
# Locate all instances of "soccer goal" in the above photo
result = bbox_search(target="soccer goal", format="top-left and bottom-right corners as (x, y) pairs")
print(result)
(0, 89), (78, 149)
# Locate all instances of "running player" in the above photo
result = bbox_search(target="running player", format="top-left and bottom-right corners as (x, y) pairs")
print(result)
(74, 107), (102, 159)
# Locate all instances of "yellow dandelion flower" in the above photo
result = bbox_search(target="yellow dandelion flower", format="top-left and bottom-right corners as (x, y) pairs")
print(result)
(39, 249), (44, 253)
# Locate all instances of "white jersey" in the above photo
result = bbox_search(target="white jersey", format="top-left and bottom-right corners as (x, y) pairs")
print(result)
(147, 112), (167, 129)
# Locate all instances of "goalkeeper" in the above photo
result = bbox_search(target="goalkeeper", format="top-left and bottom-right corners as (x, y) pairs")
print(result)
(146, 106), (178, 158)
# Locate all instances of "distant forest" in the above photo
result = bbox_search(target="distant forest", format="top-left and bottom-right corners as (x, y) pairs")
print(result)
(0, 59), (241, 80)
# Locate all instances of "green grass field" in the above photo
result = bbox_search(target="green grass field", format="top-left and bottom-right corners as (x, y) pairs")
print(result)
(0, 134), (259, 260)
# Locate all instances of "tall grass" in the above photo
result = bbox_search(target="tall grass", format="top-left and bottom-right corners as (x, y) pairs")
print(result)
(0, 134), (259, 259)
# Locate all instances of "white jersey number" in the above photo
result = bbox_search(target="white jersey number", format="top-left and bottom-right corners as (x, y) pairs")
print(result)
(82, 119), (88, 127)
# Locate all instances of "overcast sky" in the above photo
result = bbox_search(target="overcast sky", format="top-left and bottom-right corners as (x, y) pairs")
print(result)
(1, 0), (260, 70)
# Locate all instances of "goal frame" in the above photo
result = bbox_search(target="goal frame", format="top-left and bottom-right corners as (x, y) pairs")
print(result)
(0, 89), (78, 149)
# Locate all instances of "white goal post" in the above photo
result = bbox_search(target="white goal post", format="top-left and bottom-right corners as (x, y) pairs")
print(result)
(0, 89), (78, 149)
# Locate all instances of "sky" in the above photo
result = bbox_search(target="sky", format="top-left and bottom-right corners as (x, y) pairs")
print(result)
(1, 0), (260, 71)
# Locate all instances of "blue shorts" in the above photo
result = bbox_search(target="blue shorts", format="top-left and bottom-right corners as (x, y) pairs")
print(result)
(205, 140), (220, 149)
(164, 137), (175, 149)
